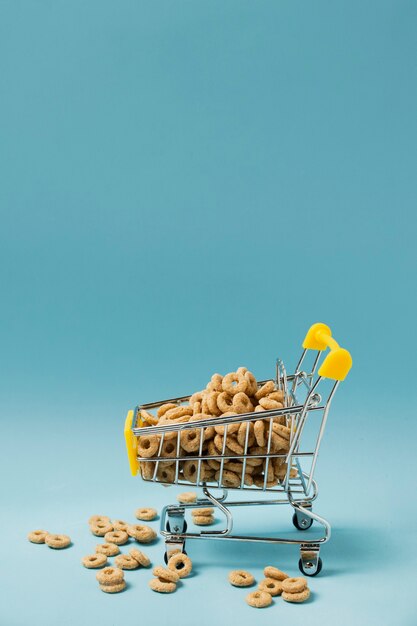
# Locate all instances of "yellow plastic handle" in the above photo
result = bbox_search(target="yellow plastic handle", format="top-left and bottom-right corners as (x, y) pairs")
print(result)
(124, 410), (139, 476)
(303, 323), (352, 381)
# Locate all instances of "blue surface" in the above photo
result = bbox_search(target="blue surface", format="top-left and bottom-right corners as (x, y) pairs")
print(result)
(1, 1), (416, 625)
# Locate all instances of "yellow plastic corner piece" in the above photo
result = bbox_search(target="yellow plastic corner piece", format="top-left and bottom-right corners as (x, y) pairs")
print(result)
(303, 322), (352, 381)
(302, 323), (332, 351)
(318, 348), (352, 381)
(124, 410), (139, 476)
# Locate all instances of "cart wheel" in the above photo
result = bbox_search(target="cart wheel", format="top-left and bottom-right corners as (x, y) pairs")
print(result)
(292, 512), (313, 531)
(166, 520), (188, 533)
(164, 545), (187, 564)
(298, 556), (322, 576)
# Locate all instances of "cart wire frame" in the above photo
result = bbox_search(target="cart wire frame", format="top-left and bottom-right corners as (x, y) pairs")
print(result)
(124, 322), (352, 576)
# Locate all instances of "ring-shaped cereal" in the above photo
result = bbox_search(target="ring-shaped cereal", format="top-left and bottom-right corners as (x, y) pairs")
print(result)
(160, 439), (177, 458)
(270, 432), (290, 452)
(115, 554), (140, 570)
(232, 392), (253, 414)
(153, 565), (180, 583)
(149, 578), (176, 593)
(228, 569), (255, 587)
(129, 548), (151, 567)
(217, 392), (234, 413)
(245, 590), (272, 608)
(27, 530), (48, 544)
(189, 391), (204, 406)
(222, 372), (248, 396)
(192, 401), (202, 415)
(82, 553), (107, 568)
(267, 390), (285, 403)
(180, 428), (203, 453)
(282, 588), (311, 603)
(96, 566), (124, 585)
(255, 380), (275, 400)
(189, 413), (215, 440)
(206, 391), (222, 416)
(237, 421), (255, 448)
(254, 405), (266, 412)
(89, 515), (110, 525)
(137, 435), (159, 458)
(264, 565), (288, 581)
(164, 406), (193, 421)
(281, 577), (307, 594)
(244, 371), (258, 396)
(215, 469), (240, 488)
(135, 507), (158, 521)
(191, 507), (214, 516)
(157, 464), (176, 484)
(90, 521), (113, 537)
(167, 552), (193, 578)
(157, 403), (178, 418)
(99, 581), (126, 593)
(96, 543), (120, 557)
(112, 519), (129, 532)
(103, 530), (129, 545)
(214, 415), (239, 436)
(259, 397), (283, 410)
(192, 514), (214, 525)
(254, 420), (266, 447)
(258, 578), (282, 596)
(176, 491), (197, 504)
(44, 534), (71, 549)
(271, 422), (291, 440)
(127, 524), (156, 543)
(207, 373), (223, 392)
(139, 409), (158, 425)
(224, 435), (244, 455)
(141, 461), (157, 480)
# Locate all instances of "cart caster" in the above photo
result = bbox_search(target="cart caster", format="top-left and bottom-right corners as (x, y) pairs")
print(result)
(292, 511), (313, 530)
(166, 520), (188, 533)
(299, 546), (322, 576)
(164, 545), (187, 564)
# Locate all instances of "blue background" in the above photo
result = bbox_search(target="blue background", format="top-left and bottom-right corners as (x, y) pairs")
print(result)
(1, 1), (416, 625)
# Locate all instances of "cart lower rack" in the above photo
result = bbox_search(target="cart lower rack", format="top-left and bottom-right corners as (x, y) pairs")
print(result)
(124, 322), (352, 576)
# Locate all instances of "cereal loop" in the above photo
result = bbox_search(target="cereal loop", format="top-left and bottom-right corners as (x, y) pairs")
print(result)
(27, 530), (48, 544)
(135, 507), (158, 521)
(177, 491), (197, 504)
(96, 567), (124, 585)
(82, 553), (107, 568)
(96, 543), (120, 557)
(167, 552), (193, 578)
(255, 380), (275, 400)
(115, 554), (140, 570)
(104, 530), (129, 545)
(99, 581), (126, 593)
(258, 577), (283, 596)
(246, 590), (272, 608)
(228, 570), (255, 587)
(222, 372), (248, 396)
(129, 548), (151, 567)
(232, 392), (253, 414)
(281, 577), (307, 594)
(263, 566), (289, 581)
(149, 578), (176, 593)
(282, 588), (311, 603)
(157, 403), (177, 418)
(153, 565), (179, 583)
(217, 392), (234, 413)
(45, 534), (71, 549)
(137, 435), (159, 458)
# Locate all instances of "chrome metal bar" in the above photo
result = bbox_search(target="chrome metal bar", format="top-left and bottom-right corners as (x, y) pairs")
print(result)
(306, 381), (339, 493)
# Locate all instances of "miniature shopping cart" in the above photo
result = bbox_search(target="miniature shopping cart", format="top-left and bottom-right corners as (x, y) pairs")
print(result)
(124, 323), (352, 576)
